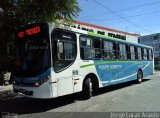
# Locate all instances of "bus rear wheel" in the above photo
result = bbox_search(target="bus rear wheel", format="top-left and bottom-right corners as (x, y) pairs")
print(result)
(137, 70), (143, 83)
(83, 78), (92, 99)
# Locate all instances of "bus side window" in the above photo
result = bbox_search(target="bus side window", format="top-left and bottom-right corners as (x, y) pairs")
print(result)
(80, 36), (92, 59)
(130, 46), (135, 60)
(116, 43), (120, 59)
(147, 49), (149, 60)
(137, 47), (142, 60)
(80, 36), (101, 60)
(126, 45), (131, 60)
(113, 42), (117, 59)
(102, 40), (114, 60)
(51, 29), (77, 72)
(134, 46), (138, 60)
(143, 48), (147, 60)
(119, 43), (127, 60)
(93, 38), (101, 59)
(141, 48), (144, 60)
(149, 49), (153, 60)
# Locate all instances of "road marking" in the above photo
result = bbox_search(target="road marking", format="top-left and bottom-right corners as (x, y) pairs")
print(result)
(112, 96), (119, 101)
(127, 90), (136, 95)
(152, 79), (160, 83)
(149, 83), (158, 86)
(86, 104), (99, 111)
(154, 81), (160, 83)
(147, 85), (153, 87)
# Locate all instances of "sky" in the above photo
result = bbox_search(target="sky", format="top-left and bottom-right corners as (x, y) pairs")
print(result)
(76, 0), (160, 36)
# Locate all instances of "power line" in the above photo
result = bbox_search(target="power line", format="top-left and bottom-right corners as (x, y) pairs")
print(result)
(116, 1), (160, 12)
(81, 1), (160, 19)
(80, 10), (160, 21)
(94, 0), (154, 34)
(87, 7), (160, 19)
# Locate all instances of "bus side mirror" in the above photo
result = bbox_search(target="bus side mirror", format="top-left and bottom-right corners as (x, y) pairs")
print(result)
(58, 42), (63, 53)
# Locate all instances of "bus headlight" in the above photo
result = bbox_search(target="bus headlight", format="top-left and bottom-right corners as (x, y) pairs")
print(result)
(13, 81), (16, 84)
(41, 76), (50, 83)
(34, 76), (50, 87)
(43, 76), (50, 82)
(34, 82), (39, 87)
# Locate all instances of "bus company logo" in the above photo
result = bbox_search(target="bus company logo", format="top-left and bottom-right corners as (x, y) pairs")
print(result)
(64, 23), (126, 40)
(99, 65), (122, 70)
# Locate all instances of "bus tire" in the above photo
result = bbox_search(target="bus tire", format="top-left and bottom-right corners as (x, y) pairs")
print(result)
(137, 70), (143, 83)
(83, 78), (92, 99)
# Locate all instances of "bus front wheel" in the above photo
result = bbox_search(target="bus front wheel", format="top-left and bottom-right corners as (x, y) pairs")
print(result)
(83, 78), (92, 99)
(137, 70), (143, 83)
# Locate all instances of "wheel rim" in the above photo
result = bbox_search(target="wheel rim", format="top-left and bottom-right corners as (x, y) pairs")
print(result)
(138, 72), (142, 82)
(90, 81), (93, 93)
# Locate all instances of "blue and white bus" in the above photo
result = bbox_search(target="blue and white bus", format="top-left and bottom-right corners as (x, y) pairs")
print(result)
(13, 22), (154, 99)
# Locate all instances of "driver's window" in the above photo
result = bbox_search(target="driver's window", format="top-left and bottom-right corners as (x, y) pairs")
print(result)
(52, 29), (77, 72)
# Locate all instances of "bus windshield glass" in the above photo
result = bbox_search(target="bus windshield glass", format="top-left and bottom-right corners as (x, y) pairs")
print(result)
(14, 23), (50, 77)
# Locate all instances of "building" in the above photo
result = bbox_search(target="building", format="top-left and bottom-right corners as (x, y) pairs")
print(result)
(139, 33), (160, 60)
(139, 33), (160, 70)
(65, 21), (139, 43)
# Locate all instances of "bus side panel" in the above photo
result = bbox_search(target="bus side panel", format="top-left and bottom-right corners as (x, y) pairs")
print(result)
(54, 60), (82, 97)
(94, 60), (137, 86)
(142, 61), (154, 78)
(79, 60), (103, 88)
(57, 77), (73, 96)
(93, 60), (153, 87)
(50, 69), (58, 98)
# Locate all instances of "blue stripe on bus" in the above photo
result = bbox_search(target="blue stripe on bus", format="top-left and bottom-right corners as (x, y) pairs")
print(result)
(14, 68), (51, 83)
(93, 60), (153, 86)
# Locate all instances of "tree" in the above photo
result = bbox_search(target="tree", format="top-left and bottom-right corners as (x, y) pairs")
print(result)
(0, 0), (81, 25)
(0, 0), (81, 70)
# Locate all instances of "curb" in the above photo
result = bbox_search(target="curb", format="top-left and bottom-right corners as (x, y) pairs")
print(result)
(0, 85), (17, 100)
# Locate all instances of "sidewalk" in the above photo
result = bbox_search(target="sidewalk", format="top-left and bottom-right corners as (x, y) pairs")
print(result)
(0, 84), (13, 93)
(154, 70), (160, 75)
(0, 85), (14, 100)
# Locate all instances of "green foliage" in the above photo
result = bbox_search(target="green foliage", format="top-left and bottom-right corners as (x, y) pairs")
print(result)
(0, 0), (81, 70)
(155, 61), (160, 70)
(0, 0), (81, 26)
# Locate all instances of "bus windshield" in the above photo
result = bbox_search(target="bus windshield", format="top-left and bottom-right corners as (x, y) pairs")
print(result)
(14, 23), (51, 77)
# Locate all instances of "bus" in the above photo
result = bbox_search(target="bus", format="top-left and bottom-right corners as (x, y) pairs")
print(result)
(13, 22), (154, 99)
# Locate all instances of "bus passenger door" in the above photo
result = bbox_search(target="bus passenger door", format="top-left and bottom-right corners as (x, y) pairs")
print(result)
(55, 62), (80, 97)
(54, 41), (74, 96)
(56, 75), (73, 97)
(52, 29), (77, 97)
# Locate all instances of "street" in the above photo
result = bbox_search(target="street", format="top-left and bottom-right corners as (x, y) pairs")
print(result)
(0, 72), (160, 118)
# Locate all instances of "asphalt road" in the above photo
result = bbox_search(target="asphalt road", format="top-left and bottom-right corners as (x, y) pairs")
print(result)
(0, 72), (160, 118)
